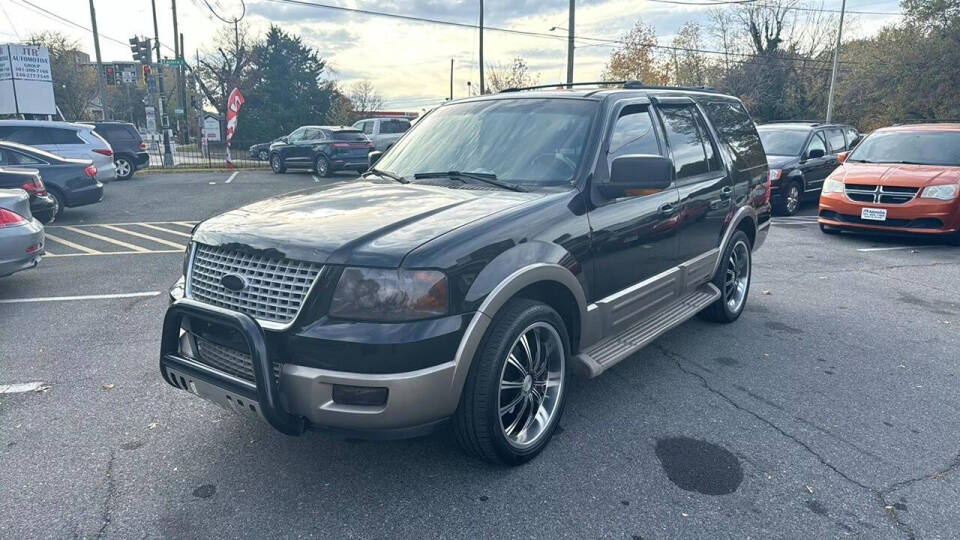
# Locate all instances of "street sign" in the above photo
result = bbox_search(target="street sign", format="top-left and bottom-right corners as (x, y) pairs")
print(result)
(174, 108), (184, 114)
(161, 58), (186, 67)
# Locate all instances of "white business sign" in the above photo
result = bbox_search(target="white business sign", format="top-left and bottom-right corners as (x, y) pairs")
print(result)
(0, 44), (56, 115)
(203, 115), (221, 141)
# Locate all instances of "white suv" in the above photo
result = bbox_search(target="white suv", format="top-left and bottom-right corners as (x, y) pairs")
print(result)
(352, 117), (411, 152)
(0, 120), (117, 182)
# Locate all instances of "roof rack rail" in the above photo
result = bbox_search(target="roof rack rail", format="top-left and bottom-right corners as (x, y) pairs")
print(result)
(500, 81), (628, 92)
(892, 119), (960, 125)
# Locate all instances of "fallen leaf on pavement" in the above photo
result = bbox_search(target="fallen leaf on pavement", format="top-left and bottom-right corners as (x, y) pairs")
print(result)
(102, 384), (115, 390)
(148, 422), (158, 429)
(805, 485), (814, 494)
(34, 385), (51, 393)
(762, 290), (772, 295)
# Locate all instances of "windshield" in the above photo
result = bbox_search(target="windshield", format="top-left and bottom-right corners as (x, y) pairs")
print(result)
(757, 128), (809, 156)
(847, 130), (960, 166)
(374, 98), (597, 185)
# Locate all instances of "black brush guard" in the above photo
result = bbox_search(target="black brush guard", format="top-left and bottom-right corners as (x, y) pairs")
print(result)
(160, 298), (306, 436)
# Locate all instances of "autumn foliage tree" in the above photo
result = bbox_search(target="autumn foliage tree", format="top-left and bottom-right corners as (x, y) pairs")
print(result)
(602, 21), (669, 85)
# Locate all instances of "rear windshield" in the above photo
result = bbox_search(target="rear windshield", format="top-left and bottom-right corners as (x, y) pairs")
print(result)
(757, 128), (808, 156)
(847, 130), (960, 166)
(330, 131), (366, 141)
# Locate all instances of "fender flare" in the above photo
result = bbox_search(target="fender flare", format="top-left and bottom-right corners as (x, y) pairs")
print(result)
(711, 205), (758, 277)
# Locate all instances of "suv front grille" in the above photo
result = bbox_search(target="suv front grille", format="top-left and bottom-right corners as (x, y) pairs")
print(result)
(844, 184), (919, 205)
(194, 336), (281, 384)
(187, 243), (323, 326)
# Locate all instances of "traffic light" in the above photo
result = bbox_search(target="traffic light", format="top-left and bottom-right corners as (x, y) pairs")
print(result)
(104, 66), (116, 86)
(142, 64), (151, 85)
(129, 37), (152, 65)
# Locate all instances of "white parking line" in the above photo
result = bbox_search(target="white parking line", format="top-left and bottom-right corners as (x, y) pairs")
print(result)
(98, 224), (186, 249)
(312, 175), (320, 183)
(46, 250), (181, 258)
(857, 245), (950, 252)
(0, 291), (160, 304)
(44, 233), (102, 254)
(0, 382), (45, 394)
(47, 220), (198, 228)
(62, 226), (149, 252)
(225, 171), (239, 184)
(138, 223), (192, 237)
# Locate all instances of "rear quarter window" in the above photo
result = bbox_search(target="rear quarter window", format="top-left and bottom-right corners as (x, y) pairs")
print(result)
(381, 120), (410, 134)
(702, 101), (765, 171)
(51, 128), (85, 145)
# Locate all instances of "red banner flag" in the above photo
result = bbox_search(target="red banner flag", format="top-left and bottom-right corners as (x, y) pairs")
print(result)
(224, 87), (245, 168)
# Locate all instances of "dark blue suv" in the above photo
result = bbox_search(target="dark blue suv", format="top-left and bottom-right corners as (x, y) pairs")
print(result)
(85, 122), (149, 180)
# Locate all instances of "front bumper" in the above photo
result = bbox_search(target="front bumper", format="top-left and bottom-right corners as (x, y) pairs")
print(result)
(818, 191), (960, 236)
(160, 299), (463, 437)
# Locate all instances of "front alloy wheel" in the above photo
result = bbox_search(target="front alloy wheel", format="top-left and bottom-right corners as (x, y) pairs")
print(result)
(315, 155), (330, 177)
(454, 298), (569, 465)
(270, 154), (285, 174)
(114, 157), (133, 180)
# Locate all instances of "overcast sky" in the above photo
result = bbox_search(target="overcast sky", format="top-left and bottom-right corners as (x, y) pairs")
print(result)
(0, 0), (902, 110)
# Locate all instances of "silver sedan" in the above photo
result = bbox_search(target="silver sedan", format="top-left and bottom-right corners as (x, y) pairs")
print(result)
(0, 188), (44, 277)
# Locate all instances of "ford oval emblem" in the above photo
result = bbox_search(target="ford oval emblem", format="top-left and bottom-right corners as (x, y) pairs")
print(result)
(220, 273), (247, 292)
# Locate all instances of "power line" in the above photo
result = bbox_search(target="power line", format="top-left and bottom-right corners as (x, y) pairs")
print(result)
(200, 0), (246, 24)
(645, 0), (901, 14)
(264, 0), (896, 68)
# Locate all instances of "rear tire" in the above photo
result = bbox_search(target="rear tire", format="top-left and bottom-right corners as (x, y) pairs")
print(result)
(114, 156), (134, 180)
(699, 230), (752, 323)
(453, 298), (569, 465)
(946, 231), (960, 246)
(270, 153), (286, 174)
(773, 181), (801, 216)
(314, 155), (331, 177)
(46, 187), (64, 218)
(258, 150), (269, 161)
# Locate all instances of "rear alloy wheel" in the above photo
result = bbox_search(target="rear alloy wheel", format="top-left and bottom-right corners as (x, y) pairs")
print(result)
(454, 298), (568, 465)
(270, 153), (286, 174)
(114, 157), (134, 180)
(314, 155), (331, 177)
(699, 230), (752, 323)
(47, 188), (64, 218)
(774, 181), (801, 216)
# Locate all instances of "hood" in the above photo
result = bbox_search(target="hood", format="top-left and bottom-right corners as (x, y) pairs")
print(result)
(766, 155), (799, 170)
(833, 163), (960, 187)
(193, 180), (541, 267)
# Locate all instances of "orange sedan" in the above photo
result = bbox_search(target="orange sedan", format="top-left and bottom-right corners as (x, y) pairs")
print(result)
(818, 123), (960, 244)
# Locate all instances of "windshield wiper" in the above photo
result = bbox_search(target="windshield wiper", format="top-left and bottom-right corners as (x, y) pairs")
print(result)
(412, 171), (526, 192)
(361, 168), (408, 184)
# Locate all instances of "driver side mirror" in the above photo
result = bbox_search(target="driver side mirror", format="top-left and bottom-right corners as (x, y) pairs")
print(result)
(280, 136), (289, 143)
(837, 151), (848, 164)
(368, 150), (383, 167)
(807, 148), (825, 159)
(601, 155), (674, 198)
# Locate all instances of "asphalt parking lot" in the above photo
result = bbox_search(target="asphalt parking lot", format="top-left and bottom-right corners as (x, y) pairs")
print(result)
(1, 170), (958, 538)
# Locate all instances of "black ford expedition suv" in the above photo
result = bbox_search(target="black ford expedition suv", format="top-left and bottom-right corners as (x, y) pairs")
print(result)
(162, 83), (771, 464)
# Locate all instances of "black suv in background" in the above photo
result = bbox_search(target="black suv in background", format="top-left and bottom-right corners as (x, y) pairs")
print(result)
(84, 122), (149, 180)
(162, 83), (770, 464)
(269, 126), (372, 176)
(757, 122), (860, 215)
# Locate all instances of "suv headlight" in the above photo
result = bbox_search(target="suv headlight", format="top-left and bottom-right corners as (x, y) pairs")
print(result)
(330, 267), (448, 321)
(823, 178), (844, 194)
(920, 184), (959, 201)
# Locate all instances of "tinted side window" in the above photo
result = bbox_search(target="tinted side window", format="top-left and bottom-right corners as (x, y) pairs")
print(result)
(330, 131), (367, 141)
(844, 127), (860, 147)
(607, 105), (661, 172)
(702, 101), (765, 171)
(659, 105), (708, 178)
(11, 150), (45, 165)
(807, 132), (827, 156)
(51, 128), (83, 144)
(304, 128), (322, 140)
(362, 121), (374, 134)
(3, 127), (47, 145)
(691, 107), (721, 172)
(825, 129), (846, 153)
(381, 119), (410, 134)
(288, 128), (306, 141)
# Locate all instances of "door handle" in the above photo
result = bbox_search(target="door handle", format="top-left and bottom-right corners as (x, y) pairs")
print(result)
(719, 186), (733, 199)
(658, 203), (677, 216)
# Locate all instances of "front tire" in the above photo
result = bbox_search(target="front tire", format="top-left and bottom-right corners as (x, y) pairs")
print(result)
(454, 298), (569, 465)
(699, 230), (752, 323)
(270, 153), (286, 174)
(114, 156), (134, 180)
(773, 180), (801, 216)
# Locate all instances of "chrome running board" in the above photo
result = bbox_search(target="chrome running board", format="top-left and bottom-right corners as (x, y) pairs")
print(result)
(573, 283), (721, 378)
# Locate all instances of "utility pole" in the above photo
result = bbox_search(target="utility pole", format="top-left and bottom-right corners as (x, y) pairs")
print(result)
(825, 0), (846, 122)
(180, 33), (188, 143)
(449, 58), (454, 100)
(479, 0), (484, 95)
(566, 0), (575, 84)
(151, 0), (173, 166)
(171, 0), (188, 143)
(88, 0), (108, 119)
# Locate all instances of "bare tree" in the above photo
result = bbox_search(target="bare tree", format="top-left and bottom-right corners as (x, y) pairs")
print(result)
(25, 32), (98, 120)
(349, 80), (383, 113)
(325, 87), (354, 125)
(195, 23), (256, 116)
(485, 57), (540, 92)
